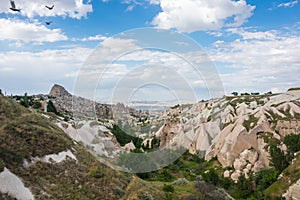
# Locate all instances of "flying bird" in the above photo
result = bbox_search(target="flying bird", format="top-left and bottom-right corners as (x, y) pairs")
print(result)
(45, 21), (52, 25)
(9, 0), (21, 12)
(45, 5), (54, 10)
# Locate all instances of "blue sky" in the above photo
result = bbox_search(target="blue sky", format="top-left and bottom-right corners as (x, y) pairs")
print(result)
(0, 0), (299, 103)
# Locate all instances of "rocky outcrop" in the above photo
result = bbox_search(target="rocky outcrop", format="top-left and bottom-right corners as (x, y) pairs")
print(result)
(283, 178), (300, 200)
(57, 120), (123, 158)
(49, 84), (71, 97)
(155, 90), (300, 180)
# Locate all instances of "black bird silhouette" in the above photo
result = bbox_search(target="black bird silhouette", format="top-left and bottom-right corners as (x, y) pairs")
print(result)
(45, 5), (54, 10)
(45, 21), (52, 25)
(10, 0), (21, 12)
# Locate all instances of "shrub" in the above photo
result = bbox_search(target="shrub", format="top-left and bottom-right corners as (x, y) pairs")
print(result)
(138, 191), (153, 200)
(269, 144), (289, 172)
(89, 166), (105, 178)
(115, 186), (125, 196)
(284, 134), (300, 159)
(0, 159), (4, 172)
(162, 184), (174, 193)
(172, 178), (188, 185)
(202, 169), (220, 186)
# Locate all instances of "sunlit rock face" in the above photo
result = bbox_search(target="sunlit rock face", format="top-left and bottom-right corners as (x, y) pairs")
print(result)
(155, 89), (300, 179)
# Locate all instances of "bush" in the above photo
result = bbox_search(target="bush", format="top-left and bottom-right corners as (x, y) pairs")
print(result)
(284, 134), (300, 159)
(138, 191), (153, 200)
(89, 166), (105, 178)
(269, 144), (289, 172)
(160, 170), (175, 182)
(115, 186), (125, 196)
(172, 178), (188, 185)
(202, 169), (220, 185)
(162, 184), (174, 193)
(254, 168), (279, 191)
(47, 100), (58, 114)
(0, 159), (4, 172)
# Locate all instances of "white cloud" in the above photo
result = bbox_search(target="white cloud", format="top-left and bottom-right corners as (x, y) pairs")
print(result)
(227, 28), (278, 40)
(278, 0), (298, 8)
(0, 0), (92, 19)
(0, 18), (67, 43)
(0, 67), (15, 72)
(209, 30), (300, 93)
(149, 0), (160, 5)
(0, 47), (92, 94)
(151, 0), (255, 32)
(79, 34), (107, 42)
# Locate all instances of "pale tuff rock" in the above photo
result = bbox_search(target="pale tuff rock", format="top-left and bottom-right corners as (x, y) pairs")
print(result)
(0, 168), (34, 200)
(57, 120), (123, 157)
(49, 84), (71, 97)
(231, 149), (259, 179)
(42, 149), (77, 163)
(223, 170), (231, 178)
(283, 178), (300, 200)
(123, 141), (136, 151)
(276, 119), (300, 137)
(23, 150), (77, 168)
(230, 170), (241, 182)
(155, 89), (300, 180)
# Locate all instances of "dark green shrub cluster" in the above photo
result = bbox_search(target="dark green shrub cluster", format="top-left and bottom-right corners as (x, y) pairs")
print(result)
(138, 191), (153, 200)
(162, 184), (174, 193)
(109, 124), (142, 148)
(89, 166), (105, 179)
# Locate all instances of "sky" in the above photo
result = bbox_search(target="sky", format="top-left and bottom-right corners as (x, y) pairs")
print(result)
(0, 0), (299, 104)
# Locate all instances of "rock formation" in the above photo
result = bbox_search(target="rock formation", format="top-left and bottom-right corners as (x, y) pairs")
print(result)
(49, 84), (71, 97)
(154, 89), (300, 180)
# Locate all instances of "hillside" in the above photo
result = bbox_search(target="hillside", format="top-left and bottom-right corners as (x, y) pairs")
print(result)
(0, 94), (168, 199)
(2, 85), (300, 199)
(155, 90), (300, 181)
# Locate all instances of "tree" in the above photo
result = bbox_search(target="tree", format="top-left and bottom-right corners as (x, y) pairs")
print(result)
(283, 134), (300, 160)
(47, 100), (58, 114)
(202, 169), (219, 185)
(269, 144), (289, 172)
(32, 101), (42, 109)
(231, 92), (238, 96)
(20, 93), (29, 107)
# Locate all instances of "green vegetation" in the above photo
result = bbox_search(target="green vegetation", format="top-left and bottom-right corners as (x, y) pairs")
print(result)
(109, 124), (143, 148)
(270, 144), (289, 172)
(287, 87), (300, 91)
(0, 95), (72, 169)
(231, 92), (238, 96)
(47, 100), (59, 115)
(162, 184), (174, 192)
(0, 95), (170, 200)
(265, 153), (300, 199)
(0, 159), (4, 172)
(89, 166), (105, 178)
(243, 114), (259, 131)
(20, 93), (29, 107)
(258, 132), (280, 147)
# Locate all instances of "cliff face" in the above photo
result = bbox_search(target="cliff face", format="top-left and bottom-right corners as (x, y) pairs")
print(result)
(155, 90), (300, 180)
(49, 84), (71, 97)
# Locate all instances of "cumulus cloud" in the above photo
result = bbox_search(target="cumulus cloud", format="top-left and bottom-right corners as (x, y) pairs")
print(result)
(79, 34), (107, 42)
(278, 0), (298, 8)
(0, 47), (92, 94)
(0, 18), (67, 43)
(151, 0), (255, 32)
(227, 28), (278, 40)
(209, 29), (300, 93)
(0, 0), (92, 19)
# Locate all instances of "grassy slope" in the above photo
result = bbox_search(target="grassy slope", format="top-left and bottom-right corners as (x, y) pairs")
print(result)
(264, 153), (300, 199)
(0, 95), (169, 199)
